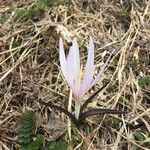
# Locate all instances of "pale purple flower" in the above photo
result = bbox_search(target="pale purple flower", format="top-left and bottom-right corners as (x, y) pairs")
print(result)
(59, 37), (115, 101)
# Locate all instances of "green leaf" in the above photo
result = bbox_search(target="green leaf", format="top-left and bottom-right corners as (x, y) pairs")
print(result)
(133, 130), (146, 141)
(18, 111), (36, 147)
(138, 76), (150, 86)
(45, 140), (68, 150)
(31, 135), (44, 150)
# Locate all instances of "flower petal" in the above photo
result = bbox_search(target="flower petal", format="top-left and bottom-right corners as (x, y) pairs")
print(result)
(59, 37), (67, 77)
(80, 37), (95, 97)
(66, 38), (80, 78)
(66, 38), (81, 94)
(59, 37), (73, 87)
(90, 49), (116, 87)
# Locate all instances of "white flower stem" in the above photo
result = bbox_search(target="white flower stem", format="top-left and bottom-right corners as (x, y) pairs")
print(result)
(75, 101), (81, 119)
(67, 89), (73, 149)
(68, 89), (73, 112)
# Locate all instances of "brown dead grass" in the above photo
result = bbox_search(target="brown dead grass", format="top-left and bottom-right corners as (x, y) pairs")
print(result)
(0, 0), (150, 149)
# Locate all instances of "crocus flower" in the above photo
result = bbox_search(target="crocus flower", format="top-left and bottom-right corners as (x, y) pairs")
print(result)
(59, 37), (115, 102)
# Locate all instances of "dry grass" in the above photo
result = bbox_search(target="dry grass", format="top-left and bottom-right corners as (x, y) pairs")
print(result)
(0, 0), (150, 149)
